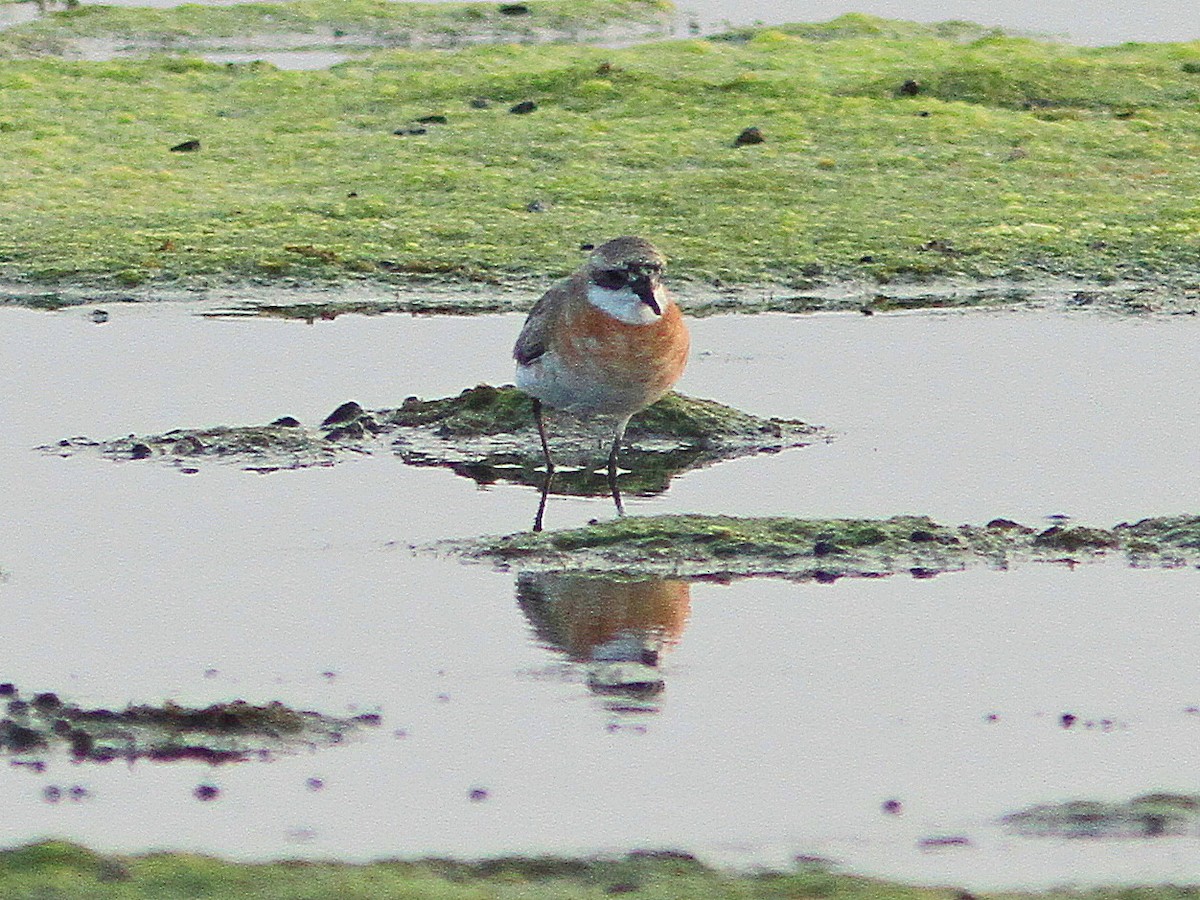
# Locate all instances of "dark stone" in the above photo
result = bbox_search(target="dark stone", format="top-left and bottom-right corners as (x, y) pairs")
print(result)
(305, 777), (325, 791)
(324, 422), (365, 442)
(69, 729), (95, 758)
(469, 97), (491, 109)
(909, 530), (937, 543)
(910, 567), (939, 579)
(0, 684), (15, 697)
(169, 139), (201, 153)
(322, 401), (364, 427)
(510, 100), (538, 114)
(468, 787), (489, 801)
(194, 784), (221, 801)
(1060, 712), (1077, 729)
(917, 110), (930, 117)
(579, 243), (595, 251)
(526, 199), (548, 213)
(986, 518), (1028, 531)
(130, 443), (152, 459)
(734, 126), (765, 146)
(90, 309), (109, 324)
(882, 798), (903, 815)
(812, 540), (838, 556)
(498, 3), (529, 13)
(68, 785), (90, 801)
(271, 416), (302, 428)
(43, 785), (62, 803)
(415, 115), (448, 124)
(393, 126), (428, 136)
(3, 723), (46, 752)
(899, 79), (922, 95)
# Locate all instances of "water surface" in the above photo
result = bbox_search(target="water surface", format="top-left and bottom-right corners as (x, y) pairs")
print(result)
(3, 302), (1200, 889)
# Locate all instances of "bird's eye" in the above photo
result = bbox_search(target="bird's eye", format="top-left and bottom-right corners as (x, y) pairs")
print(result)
(594, 269), (627, 290)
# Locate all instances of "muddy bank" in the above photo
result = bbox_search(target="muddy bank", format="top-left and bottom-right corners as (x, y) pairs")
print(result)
(8, 274), (1200, 318)
(0, 685), (378, 765)
(42, 387), (825, 496)
(1004, 794), (1200, 839)
(453, 514), (1200, 580)
(0, 0), (676, 59)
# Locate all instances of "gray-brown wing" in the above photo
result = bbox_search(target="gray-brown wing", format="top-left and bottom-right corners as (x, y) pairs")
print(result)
(513, 280), (570, 365)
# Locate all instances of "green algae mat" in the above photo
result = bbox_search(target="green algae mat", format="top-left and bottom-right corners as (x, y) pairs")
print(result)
(2, 840), (1198, 899)
(457, 513), (1200, 579)
(43, 387), (825, 496)
(1, 13), (1199, 298)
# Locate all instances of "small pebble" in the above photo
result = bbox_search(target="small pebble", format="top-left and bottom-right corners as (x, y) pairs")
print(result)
(734, 126), (764, 146)
(194, 784), (221, 802)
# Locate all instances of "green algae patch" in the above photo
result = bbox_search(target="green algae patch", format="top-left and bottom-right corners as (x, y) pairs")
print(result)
(1, 840), (1198, 900)
(0, 685), (379, 765)
(0, 840), (982, 900)
(1, 19), (1199, 298)
(1003, 794), (1200, 839)
(457, 514), (1200, 579)
(0, 0), (674, 56)
(43, 387), (824, 495)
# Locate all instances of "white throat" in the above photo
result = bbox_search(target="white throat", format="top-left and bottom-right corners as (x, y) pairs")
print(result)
(586, 283), (662, 325)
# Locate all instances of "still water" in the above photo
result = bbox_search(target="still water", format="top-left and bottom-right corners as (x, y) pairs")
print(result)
(2, 301), (1200, 888)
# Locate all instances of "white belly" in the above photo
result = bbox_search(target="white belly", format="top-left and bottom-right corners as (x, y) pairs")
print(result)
(516, 350), (648, 419)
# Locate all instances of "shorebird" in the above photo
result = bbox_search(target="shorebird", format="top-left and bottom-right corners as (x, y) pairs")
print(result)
(513, 236), (689, 527)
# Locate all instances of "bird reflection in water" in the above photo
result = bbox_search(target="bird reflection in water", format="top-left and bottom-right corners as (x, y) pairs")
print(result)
(516, 572), (691, 721)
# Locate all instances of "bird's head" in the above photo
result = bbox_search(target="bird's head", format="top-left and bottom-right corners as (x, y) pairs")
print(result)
(586, 236), (668, 318)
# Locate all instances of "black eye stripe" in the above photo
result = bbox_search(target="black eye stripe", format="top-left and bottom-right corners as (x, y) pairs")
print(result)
(594, 270), (627, 289)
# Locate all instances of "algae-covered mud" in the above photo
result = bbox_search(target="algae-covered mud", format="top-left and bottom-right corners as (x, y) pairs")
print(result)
(1004, 794), (1200, 840)
(0, 0), (674, 57)
(1, 16), (1199, 297)
(0, 841), (1006, 900)
(458, 513), (1200, 579)
(7, 841), (1200, 900)
(0, 685), (377, 765)
(43, 387), (824, 496)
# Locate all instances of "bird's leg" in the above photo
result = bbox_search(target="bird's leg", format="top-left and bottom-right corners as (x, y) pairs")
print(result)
(607, 415), (632, 517)
(531, 398), (555, 532)
(533, 470), (553, 532)
(532, 398), (555, 475)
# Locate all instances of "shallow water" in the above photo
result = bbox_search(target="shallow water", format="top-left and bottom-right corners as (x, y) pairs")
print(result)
(3, 301), (1200, 889)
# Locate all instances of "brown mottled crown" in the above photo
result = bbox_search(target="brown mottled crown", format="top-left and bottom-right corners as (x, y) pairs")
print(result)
(588, 236), (667, 272)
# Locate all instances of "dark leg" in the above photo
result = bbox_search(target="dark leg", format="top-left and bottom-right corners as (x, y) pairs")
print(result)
(532, 398), (555, 474)
(607, 416), (631, 517)
(533, 470), (553, 532)
(531, 398), (555, 532)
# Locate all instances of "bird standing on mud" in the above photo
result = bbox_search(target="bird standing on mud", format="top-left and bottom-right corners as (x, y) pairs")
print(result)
(513, 236), (690, 529)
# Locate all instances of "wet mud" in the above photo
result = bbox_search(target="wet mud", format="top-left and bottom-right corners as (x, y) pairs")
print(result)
(42, 386), (825, 497)
(0, 685), (378, 765)
(457, 514), (1200, 580)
